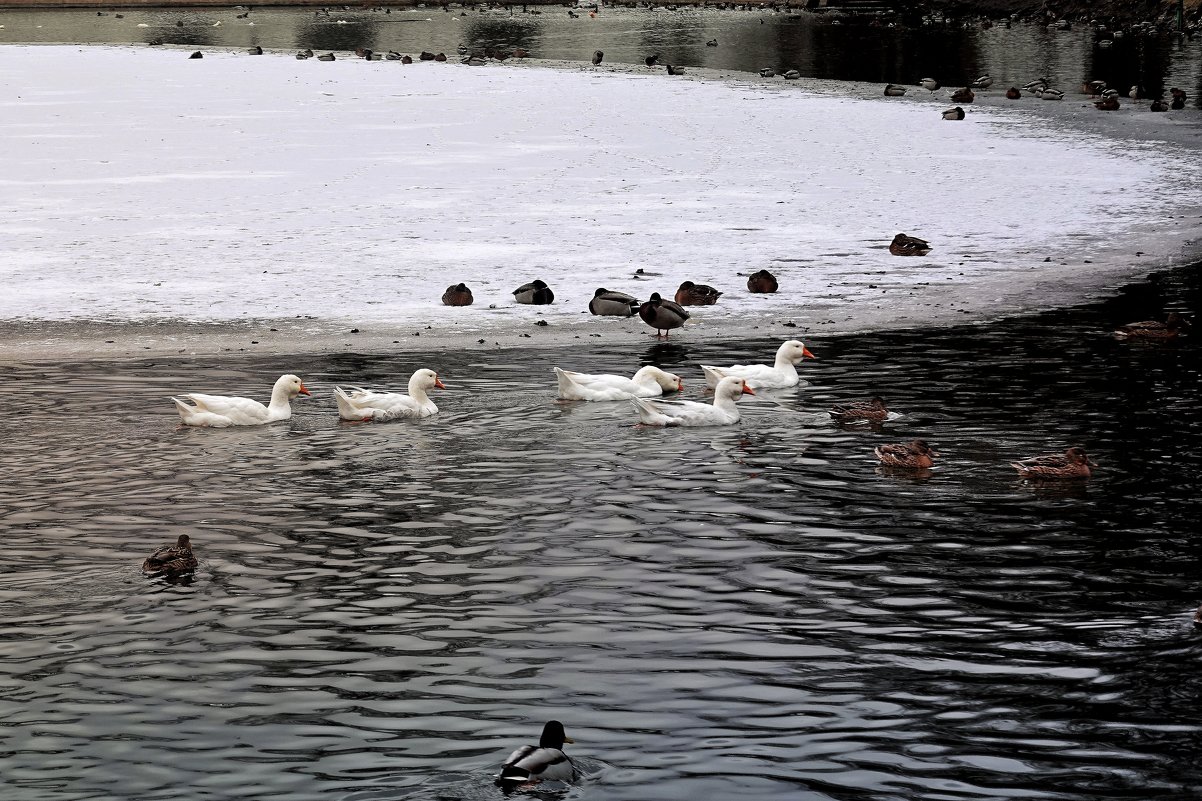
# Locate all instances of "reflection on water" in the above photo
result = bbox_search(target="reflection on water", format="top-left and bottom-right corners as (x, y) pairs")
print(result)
(2, 7), (1201, 105)
(1, 266), (1200, 800)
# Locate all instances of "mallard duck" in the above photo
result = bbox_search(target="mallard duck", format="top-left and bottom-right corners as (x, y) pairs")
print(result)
(760, 68), (776, 78)
(1150, 99), (1169, 112)
(1082, 79), (1107, 95)
(631, 376), (753, 427)
(830, 396), (889, 423)
(592, 50), (604, 65)
(1095, 96), (1120, 110)
(1010, 447), (1096, 479)
(706, 38), (718, 47)
(942, 106), (966, 120)
(701, 339), (816, 389)
(1038, 88), (1065, 100)
(317, 52), (336, 61)
(674, 281), (722, 306)
(644, 53), (659, 67)
(142, 534), (198, 576)
(441, 283), (473, 306)
(173, 374), (310, 427)
(889, 233), (931, 256)
(589, 288), (640, 317)
(333, 369), (445, 421)
(971, 74), (993, 89)
(1005, 86), (1022, 99)
(666, 64), (686, 76)
(496, 721), (577, 789)
(1114, 312), (1189, 339)
(883, 83), (907, 96)
(248, 45), (263, 55)
(188, 51), (203, 59)
(919, 77), (940, 91)
(875, 439), (938, 468)
(386, 50), (403, 60)
(296, 48), (314, 59)
(420, 51), (437, 61)
(401, 55), (413, 64)
(746, 269), (778, 293)
(950, 87), (974, 103)
(783, 69), (801, 80)
(639, 293), (690, 338)
(555, 365), (682, 401)
(513, 279), (555, 305)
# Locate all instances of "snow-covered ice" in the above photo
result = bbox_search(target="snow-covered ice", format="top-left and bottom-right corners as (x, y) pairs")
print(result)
(2, 44), (1201, 349)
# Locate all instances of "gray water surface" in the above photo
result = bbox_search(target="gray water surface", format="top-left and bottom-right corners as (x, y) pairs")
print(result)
(2, 273), (1200, 800)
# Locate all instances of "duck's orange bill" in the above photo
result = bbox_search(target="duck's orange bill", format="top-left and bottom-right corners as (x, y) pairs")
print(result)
(742, 385), (756, 396)
(676, 379), (684, 391)
(803, 347), (817, 359)
(434, 378), (447, 389)
(299, 383), (312, 396)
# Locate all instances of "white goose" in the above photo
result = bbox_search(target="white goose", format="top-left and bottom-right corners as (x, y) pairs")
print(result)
(701, 340), (816, 389)
(333, 368), (445, 421)
(554, 365), (682, 401)
(172, 374), (310, 427)
(631, 376), (753, 426)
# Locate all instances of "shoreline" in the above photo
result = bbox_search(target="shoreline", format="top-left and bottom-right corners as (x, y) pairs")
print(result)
(3, 47), (1201, 364)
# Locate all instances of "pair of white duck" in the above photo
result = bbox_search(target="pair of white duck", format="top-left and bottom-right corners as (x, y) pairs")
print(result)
(557, 339), (814, 427)
(172, 369), (445, 427)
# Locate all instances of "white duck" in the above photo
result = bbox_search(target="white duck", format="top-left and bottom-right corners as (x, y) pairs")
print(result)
(701, 340), (816, 389)
(631, 375), (753, 426)
(333, 368), (445, 421)
(172, 374), (310, 427)
(554, 365), (682, 401)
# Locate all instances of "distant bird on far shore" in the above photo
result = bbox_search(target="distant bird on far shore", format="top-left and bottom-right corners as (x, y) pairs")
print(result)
(942, 106), (966, 120)
(971, 74), (993, 89)
(950, 87), (974, 103)
(1150, 98), (1169, 111)
(189, 51), (203, 59)
(639, 293), (690, 338)
(1095, 95), (1120, 110)
(760, 68), (776, 78)
(746, 269), (778, 293)
(644, 53), (659, 67)
(317, 52), (336, 61)
(919, 77), (940, 92)
(1005, 86), (1022, 99)
(666, 64), (686, 75)
(442, 283), (474, 306)
(884, 83), (907, 96)
(592, 50), (604, 65)
(248, 45), (263, 55)
(890, 233), (932, 255)
(296, 48), (314, 59)
(783, 69), (801, 80)
(706, 38), (718, 46)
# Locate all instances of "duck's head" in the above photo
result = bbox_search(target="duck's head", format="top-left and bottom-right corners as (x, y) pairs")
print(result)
(717, 376), (755, 399)
(539, 720), (574, 749)
(638, 366), (684, 392)
(412, 368), (446, 391)
(176, 534), (192, 549)
(678, 281), (696, 291)
(781, 339), (817, 362)
(911, 439), (938, 457)
(277, 374), (311, 398)
(648, 292), (663, 304)
(1066, 447), (1096, 467)
(532, 279), (548, 289)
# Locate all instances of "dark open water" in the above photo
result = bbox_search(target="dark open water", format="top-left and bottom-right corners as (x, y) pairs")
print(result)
(1, 6), (1201, 105)
(1, 264), (1199, 800)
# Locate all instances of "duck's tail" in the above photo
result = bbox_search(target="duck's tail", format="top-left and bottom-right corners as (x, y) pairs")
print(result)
(333, 386), (368, 421)
(700, 366), (726, 389)
(553, 367), (581, 400)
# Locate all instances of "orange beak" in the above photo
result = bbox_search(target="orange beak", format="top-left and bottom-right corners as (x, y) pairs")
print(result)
(676, 379), (684, 391)
(741, 384), (756, 396)
(434, 377), (447, 389)
(298, 383), (312, 396)
(803, 347), (816, 359)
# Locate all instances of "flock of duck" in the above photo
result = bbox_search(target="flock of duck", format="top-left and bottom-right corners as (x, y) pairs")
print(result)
(884, 72), (1191, 121)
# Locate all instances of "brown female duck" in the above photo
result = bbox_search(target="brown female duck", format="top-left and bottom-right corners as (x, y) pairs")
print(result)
(831, 396), (889, 423)
(1114, 312), (1189, 340)
(674, 281), (722, 306)
(746, 269), (778, 294)
(874, 439), (938, 468)
(1010, 447), (1096, 479)
(142, 534), (198, 576)
(442, 283), (473, 306)
(889, 233), (931, 256)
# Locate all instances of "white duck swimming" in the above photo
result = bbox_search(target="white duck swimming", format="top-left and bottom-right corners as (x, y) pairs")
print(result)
(172, 374), (310, 427)
(333, 368), (445, 421)
(631, 375), (753, 426)
(495, 720), (577, 789)
(701, 340), (816, 389)
(554, 365), (682, 401)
